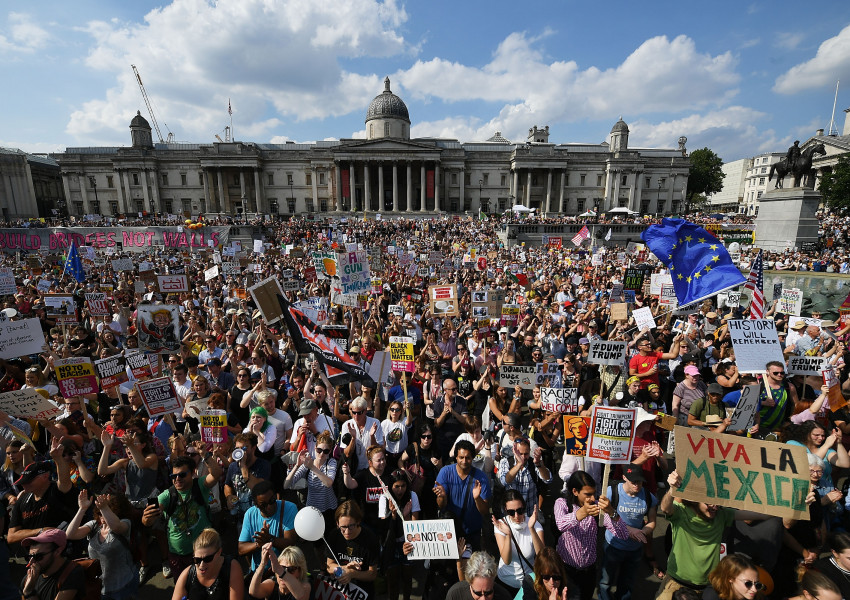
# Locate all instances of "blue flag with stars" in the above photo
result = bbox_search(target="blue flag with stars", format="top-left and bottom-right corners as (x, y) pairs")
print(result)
(641, 218), (745, 306)
(63, 241), (86, 283)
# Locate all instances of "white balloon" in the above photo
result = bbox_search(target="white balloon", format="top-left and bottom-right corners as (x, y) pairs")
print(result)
(728, 242), (740, 253)
(294, 506), (325, 541)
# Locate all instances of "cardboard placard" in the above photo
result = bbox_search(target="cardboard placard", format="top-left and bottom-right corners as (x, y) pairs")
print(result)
(0, 317), (46, 360)
(727, 319), (784, 373)
(540, 387), (579, 413)
(137, 305), (181, 354)
(623, 268), (645, 291)
(337, 250), (371, 295)
(54, 357), (98, 397)
(586, 405), (636, 464)
(778, 288), (803, 316)
(389, 336), (415, 373)
(727, 384), (760, 431)
(157, 275), (189, 293)
(587, 340), (627, 366)
(672, 425), (810, 520)
(0, 388), (61, 420)
(204, 265), (220, 281)
(632, 307), (656, 331)
(402, 519), (460, 560)
(563, 415), (590, 456)
(200, 409), (227, 444)
(610, 303), (628, 322)
(429, 284), (459, 317)
(125, 351), (153, 379)
(137, 377), (182, 416)
(499, 365), (537, 389)
(824, 367), (847, 412)
(94, 355), (129, 389)
(85, 292), (110, 317)
(248, 276), (286, 324)
(111, 258), (134, 271)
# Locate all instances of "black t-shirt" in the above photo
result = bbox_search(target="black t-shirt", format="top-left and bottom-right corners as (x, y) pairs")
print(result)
(20, 559), (86, 600)
(354, 470), (384, 530)
(325, 527), (379, 599)
(10, 484), (78, 531)
(228, 385), (251, 428)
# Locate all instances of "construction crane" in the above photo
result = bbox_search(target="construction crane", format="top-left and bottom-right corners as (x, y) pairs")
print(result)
(131, 64), (174, 143)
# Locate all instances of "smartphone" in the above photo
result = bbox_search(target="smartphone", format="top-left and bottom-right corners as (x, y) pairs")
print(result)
(148, 497), (159, 508)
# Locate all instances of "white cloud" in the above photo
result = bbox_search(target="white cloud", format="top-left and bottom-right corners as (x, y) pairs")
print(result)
(774, 24), (850, 93)
(774, 32), (804, 50)
(0, 12), (50, 54)
(67, 0), (409, 144)
(0, 140), (66, 154)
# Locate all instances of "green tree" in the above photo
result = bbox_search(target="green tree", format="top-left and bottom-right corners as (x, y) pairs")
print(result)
(687, 148), (725, 209)
(819, 155), (850, 210)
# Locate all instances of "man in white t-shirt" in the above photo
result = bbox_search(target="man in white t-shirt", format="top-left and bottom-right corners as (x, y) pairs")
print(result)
(289, 399), (334, 453)
(258, 389), (292, 456)
(341, 396), (385, 470)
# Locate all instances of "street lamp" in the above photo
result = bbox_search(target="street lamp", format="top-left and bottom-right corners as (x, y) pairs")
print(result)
(478, 179), (483, 216)
(89, 176), (99, 215)
(656, 180), (662, 217)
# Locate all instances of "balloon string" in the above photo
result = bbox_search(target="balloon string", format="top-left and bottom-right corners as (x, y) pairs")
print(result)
(323, 536), (342, 569)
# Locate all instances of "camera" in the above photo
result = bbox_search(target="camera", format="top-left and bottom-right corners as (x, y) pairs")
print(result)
(483, 430), (494, 443)
(341, 433), (352, 445)
(231, 448), (245, 462)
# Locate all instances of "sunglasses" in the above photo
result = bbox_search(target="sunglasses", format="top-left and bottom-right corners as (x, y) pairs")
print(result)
(170, 471), (190, 480)
(27, 551), (51, 562)
(503, 508), (525, 517)
(279, 565), (300, 574)
(541, 575), (562, 582)
(316, 447), (332, 455)
(420, 434), (432, 439)
(193, 550), (219, 564)
(471, 589), (495, 597)
(739, 580), (765, 591)
(770, 371), (785, 375)
(389, 406), (402, 412)
(350, 410), (364, 415)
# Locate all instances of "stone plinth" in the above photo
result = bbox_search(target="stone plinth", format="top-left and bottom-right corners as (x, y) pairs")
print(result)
(753, 188), (821, 251)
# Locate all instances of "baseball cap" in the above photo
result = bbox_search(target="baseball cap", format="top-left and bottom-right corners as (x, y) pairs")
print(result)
(298, 398), (317, 416)
(707, 383), (724, 395)
(684, 365), (700, 376)
(22, 528), (67, 552)
(622, 464), (646, 483)
(15, 461), (52, 485)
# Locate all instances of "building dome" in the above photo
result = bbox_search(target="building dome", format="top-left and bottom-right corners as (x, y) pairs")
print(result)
(610, 117), (629, 134)
(366, 77), (410, 124)
(487, 131), (511, 144)
(130, 110), (151, 129)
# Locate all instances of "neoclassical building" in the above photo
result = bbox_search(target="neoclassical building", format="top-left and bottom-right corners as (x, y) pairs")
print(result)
(54, 78), (690, 218)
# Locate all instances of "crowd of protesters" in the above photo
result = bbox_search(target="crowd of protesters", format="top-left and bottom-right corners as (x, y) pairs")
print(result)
(1, 212), (850, 600)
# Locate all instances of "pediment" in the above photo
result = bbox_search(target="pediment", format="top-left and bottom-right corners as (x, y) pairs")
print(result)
(339, 138), (440, 152)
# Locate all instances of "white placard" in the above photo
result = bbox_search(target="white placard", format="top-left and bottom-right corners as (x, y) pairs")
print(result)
(632, 307), (657, 331)
(204, 265), (220, 281)
(586, 405), (637, 464)
(778, 288), (803, 316)
(587, 340), (628, 366)
(650, 273), (673, 296)
(111, 258), (134, 271)
(0, 317), (47, 360)
(540, 387), (579, 413)
(0, 388), (61, 420)
(787, 356), (828, 377)
(727, 319), (785, 373)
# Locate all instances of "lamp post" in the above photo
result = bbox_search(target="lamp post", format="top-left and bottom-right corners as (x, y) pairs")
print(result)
(289, 181), (294, 217)
(478, 179), (483, 218)
(89, 176), (99, 216)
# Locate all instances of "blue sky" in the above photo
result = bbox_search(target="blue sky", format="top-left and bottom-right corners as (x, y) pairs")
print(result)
(2, 0), (850, 163)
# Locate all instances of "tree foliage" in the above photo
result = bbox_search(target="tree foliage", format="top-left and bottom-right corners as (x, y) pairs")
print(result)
(687, 147), (725, 203)
(819, 155), (850, 210)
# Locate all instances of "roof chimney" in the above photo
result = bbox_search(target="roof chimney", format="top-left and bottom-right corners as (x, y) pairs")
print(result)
(844, 108), (850, 136)
(816, 128), (824, 136)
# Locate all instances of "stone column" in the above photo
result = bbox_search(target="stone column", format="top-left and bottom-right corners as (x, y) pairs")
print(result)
(406, 162), (412, 213)
(524, 170), (531, 206)
(150, 169), (161, 213)
(392, 161), (399, 212)
(512, 170), (519, 206)
(559, 169), (566, 214)
(420, 163), (426, 211)
(613, 170), (622, 208)
(603, 168), (613, 211)
(217, 170), (226, 214)
(326, 167), (334, 211)
(459, 168), (465, 213)
(239, 170), (247, 215)
(61, 174), (73, 210)
(122, 171), (133, 213)
(202, 171), (212, 213)
(363, 163), (370, 211)
(546, 170), (553, 215)
(255, 168), (263, 214)
(140, 170), (151, 214)
(310, 167), (318, 212)
(434, 163), (440, 210)
(633, 171), (643, 212)
(78, 174), (89, 213)
(348, 164), (356, 213)
(378, 163), (385, 212)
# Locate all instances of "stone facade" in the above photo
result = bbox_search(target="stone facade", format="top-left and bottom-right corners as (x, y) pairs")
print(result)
(0, 147), (65, 219)
(53, 80), (690, 218)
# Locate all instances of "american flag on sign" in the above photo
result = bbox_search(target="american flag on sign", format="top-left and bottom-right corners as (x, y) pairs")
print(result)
(572, 225), (591, 246)
(743, 250), (764, 319)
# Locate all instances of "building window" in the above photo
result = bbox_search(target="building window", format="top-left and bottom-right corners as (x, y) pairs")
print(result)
(287, 199), (296, 213)
(596, 175), (603, 187)
(754, 206), (760, 215)
(133, 173), (139, 186)
(198, 172), (203, 185)
(618, 197), (628, 208)
(760, 167), (766, 174)
(757, 191), (763, 199)
(319, 172), (326, 185)
(306, 172), (312, 186)
(500, 174), (506, 186)
(759, 177), (765, 185)
(384, 123), (390, 137)
(109, 201), (118, 215)
(287, 173), (293, 186)
(532, 175), (538, 186)
(451, 172), (457, 185)
(463, 197), (471, 212)
(306, 199), (314, 213)
(577, 198), (585, 212)
(163, 199), (173, 213)
(465, 172), (471, 186)
(267, 172), (274, 186)
(577, 174), (584, 186)
(450, 198), (458, 212)
(161, 173), (168, 185)
(181, 173), (187, 186)
(369, 124), (373, 137)
(660, 178), (666, 186)
(481, 173), (488, 185)
(73, 201), (84, 215)
(641, 201), (650, 214)
(182, 199), (191, 212)
(645, 177), (651, 188)
(621, 175), (627, 185)
(106, 175), (114, 188)
(498, 198), (507, 211)
(481, 198), (490, 213)
(269, 199), (278, 214)
(320, 199), (328, 212)
(135, 200), (144, 213)
(232, 174), (240, 186)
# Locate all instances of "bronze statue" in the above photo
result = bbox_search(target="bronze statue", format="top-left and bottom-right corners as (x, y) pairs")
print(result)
(768, 142), (826, 188)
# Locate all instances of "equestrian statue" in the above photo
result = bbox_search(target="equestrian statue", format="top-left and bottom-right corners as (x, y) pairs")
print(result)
(768, 141), (826, 189)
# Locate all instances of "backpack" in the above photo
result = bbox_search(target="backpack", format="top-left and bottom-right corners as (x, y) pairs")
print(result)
(163, 479), (210, 522)
(57, 558), (101, 600)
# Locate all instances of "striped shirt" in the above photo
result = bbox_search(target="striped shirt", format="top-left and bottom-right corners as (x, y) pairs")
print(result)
(554, 497), (628, 569)
(289, 458), (338, 512)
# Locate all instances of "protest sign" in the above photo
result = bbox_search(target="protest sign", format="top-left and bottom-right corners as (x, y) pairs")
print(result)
(85, 293), (110, 317)
(54, 357), (98, 397)
(44, 294), (77, 324)
(535, 363), (562, 387)
(499, 365), (537, 390)
(563, 416), (590, 456)
(773, 282), (783, 301)
(672, 425), (809, 520)
(204, 265), (220, 281)
(125, 351), (154, 379)
(94, 355), (129, 389)
(726, 291), (741, 308)
(823, 367), (847, 411)
(388, 305), (404, 318)
(623, 268), (644, 291)
(650, 273), (673, 296)
(368, 351), (395, 388)
(390, 336), (415, 373)
(137, 305), (181, 354)
(157, 275), (189, 293)
(610, 303), (628, 322)
(540, 388), (579, 413)
(586, 405), (636, 464)
(609, 283), (624, 302)
(0, 317), (46, 360)
(660, 284), (678, 307)
(111, 258), (134, 271)
(0, 388), (61, 420)
(429, 284), (459, 316)
(778, 288), (804, 315)
(727, 384), (761, 431)
(787, 356), (828, 377)
(402, 519), (460, 560)
(0, 269), (16, 295)
(727, 320), (784, 373)
(500, 304), (520, 327)
(337, 250), (371, 295)
(200, 410), (227, 444)
(137, 377), (182, 416)
(248, 276), (286, 324)
(587, 340), (627, 366)
(632, 307), (656, 331)
(313, 574), (368, 600)
(321, 325), (349, 351)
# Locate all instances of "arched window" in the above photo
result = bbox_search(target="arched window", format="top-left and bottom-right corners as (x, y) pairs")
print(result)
(385, 122), (390, 137)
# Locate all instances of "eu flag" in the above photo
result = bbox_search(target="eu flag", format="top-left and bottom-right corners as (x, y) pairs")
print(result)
(63, 241), (86, 283)
(641, 218), (745, 306)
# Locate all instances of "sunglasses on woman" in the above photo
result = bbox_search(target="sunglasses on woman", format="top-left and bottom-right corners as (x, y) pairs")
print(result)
(739, 580), (765, 591)
(315, 447), (332, 455)
(541, 575), (562, 582)
(503, 508), (525, 517)
(193, 550), (220, 564)
(280, 565), (300, 574)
